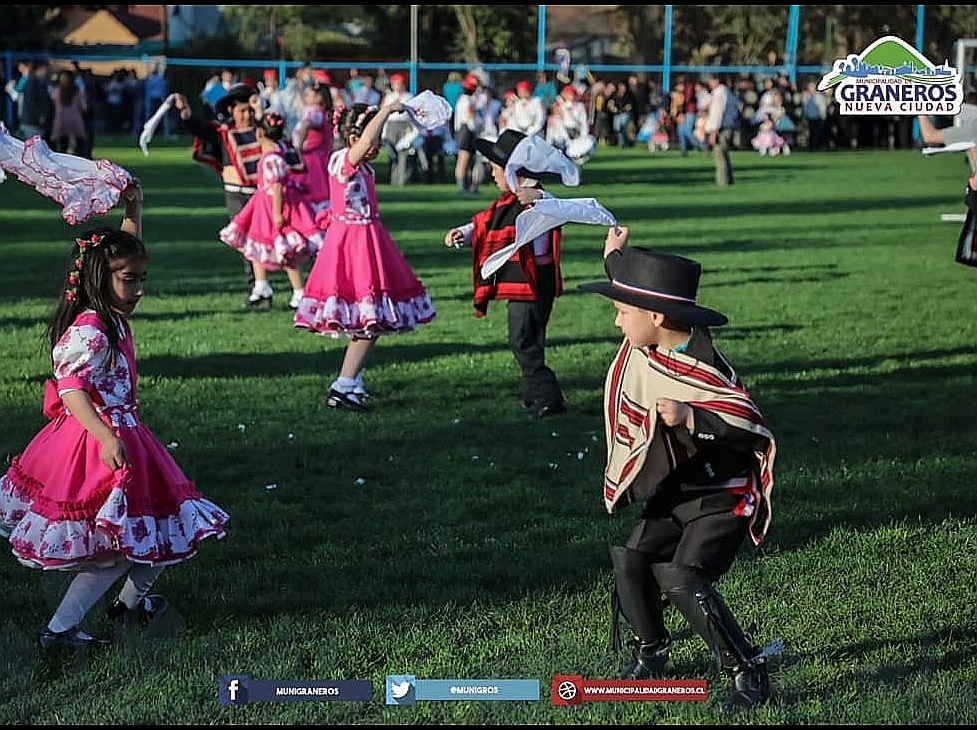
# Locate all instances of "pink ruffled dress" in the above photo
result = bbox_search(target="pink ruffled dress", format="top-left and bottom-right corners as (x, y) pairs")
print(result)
(293, 147), (436, 337)
(0, 311), (229, 570)
(218, 143), (324, 271)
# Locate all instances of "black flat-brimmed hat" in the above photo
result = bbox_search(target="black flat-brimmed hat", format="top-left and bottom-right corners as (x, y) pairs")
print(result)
(476, 129), (563, 182)
(216, 84), (257, 120)
(578, 246), (728, 327)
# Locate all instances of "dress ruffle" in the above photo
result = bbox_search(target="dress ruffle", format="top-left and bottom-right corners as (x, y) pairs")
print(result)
(0, 474), (228, 570)
(293, 290), (436, 338)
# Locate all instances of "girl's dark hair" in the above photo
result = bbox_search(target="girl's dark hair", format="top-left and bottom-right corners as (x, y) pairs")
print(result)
(261, 112), (286, 141)
(49, 226), (147, 365)
(311, 82), (333, 111)
(335, 103), (379, 146)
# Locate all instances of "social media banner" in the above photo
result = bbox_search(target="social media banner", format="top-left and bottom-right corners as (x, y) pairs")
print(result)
(219, 674), (372, 706)
(386, 675), (540, 705)
(551, 675), (708, 704)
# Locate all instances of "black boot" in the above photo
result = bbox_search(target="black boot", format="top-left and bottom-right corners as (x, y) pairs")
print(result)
(609, 546), (670, 679)
(653, 563), (771, 711)
(695, 584), (771, 712)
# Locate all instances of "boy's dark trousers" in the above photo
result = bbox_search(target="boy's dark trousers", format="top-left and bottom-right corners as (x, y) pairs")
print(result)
(507, 263), (565, 411)
(225, 189), (256, 290)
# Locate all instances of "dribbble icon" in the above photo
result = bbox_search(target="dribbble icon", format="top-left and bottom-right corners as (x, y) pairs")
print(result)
(385, 674), (416, 705)
(219, 675), (249, 706)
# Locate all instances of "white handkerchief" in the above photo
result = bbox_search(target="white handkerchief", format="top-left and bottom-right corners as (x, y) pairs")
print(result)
(921, 140), (976, 155)
(480, 197), (616, 279)
(139, 94), (177, 156)
(403, 90), (452, 132)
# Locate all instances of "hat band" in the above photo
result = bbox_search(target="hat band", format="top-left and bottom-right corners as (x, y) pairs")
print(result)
(611, 279), (696, 305)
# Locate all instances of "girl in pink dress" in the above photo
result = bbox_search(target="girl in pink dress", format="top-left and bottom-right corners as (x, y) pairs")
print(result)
(0, 183), (229, 651)
(219, 113), (324, 310)
(291, 82), (335, 218)
(293, 101), (437, 412)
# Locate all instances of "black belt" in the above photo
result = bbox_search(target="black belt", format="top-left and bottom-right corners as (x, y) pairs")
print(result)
(223, 183), (257, 194)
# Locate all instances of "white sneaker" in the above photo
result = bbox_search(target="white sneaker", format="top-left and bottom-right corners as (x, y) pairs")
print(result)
(289, 289), (303, 309)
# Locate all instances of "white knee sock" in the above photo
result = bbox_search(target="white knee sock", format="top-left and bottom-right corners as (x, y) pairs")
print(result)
(47, 562), (129, 633)
(116, 563), (167, 610)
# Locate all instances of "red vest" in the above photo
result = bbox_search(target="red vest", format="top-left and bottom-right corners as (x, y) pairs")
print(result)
(470, 191), (562, 317)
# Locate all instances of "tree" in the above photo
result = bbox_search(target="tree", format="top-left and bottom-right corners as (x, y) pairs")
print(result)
(1, 6), (65, 53)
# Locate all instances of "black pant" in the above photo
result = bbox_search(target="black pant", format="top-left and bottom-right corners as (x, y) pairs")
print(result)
(506, 264), (564, 408)
(225, 190), (255, 290)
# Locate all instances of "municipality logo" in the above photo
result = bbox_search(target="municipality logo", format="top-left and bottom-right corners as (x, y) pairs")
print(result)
(817, 34), (962, 116)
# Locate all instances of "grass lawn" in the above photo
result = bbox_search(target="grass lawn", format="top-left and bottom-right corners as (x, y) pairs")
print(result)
(0, 136), (975, 724)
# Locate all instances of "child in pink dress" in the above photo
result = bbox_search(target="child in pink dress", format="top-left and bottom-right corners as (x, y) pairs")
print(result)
(0, 181), (229, 651)
(219, 112), (324, 310)
(293, 101), (437, 412)
(291, 82), (335, 218)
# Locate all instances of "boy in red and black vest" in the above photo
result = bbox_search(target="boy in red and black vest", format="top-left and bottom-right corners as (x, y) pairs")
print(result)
(443, 129), (577, 418)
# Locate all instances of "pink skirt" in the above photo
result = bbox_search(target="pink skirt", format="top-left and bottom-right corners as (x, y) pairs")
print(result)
(293, 219), (436, 337)
(0, 411), (228, 570)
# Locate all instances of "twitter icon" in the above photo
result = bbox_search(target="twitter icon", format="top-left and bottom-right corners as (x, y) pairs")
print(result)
(385, 675), (416, 705)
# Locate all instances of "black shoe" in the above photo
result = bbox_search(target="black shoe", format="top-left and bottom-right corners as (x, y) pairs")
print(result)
(721, 660), (771, 712)
(40, 626), (111, 650)
(108, 594), (169, 628)
(531, 401), (567, 419)
(326, 389), (370, 413)
(620, 638), (670, 679)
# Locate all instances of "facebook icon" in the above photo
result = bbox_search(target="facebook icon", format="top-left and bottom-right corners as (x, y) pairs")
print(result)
(219, 675), (249, 706)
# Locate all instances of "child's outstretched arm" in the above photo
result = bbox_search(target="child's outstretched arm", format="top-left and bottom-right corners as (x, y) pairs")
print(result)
(348, 99), (404, 167)
(119, 178), (143, 239)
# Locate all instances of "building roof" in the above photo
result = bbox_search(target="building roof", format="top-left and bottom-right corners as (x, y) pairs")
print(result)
(58, 5), (163, 47)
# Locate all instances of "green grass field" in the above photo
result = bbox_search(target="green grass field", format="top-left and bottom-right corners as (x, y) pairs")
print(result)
(1, 136), (976, 724)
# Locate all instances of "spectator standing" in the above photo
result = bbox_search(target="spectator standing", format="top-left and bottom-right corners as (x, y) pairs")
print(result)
(11, 60), (53, 142)
(144, 64), (173, 140)
(704, 73), (735, 186)
(380, 72), (417, 186)
(49, 68), (89, 157)
(258, 68), (289, 125)
(200, 68), (237, 119)
(674, 75), (705, 156)
(453, 73), (484, 196)
(441, 71), (463, 112)
(103, 69), (128, 134)
(533, 70), (558, 111)
(350, 73), (381, 107)
(801, 79), (829, 150)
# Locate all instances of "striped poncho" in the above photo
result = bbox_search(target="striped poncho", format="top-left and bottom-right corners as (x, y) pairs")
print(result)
(602, 338), (777, 546)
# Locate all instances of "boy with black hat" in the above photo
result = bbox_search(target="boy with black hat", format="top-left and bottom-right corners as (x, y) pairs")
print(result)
(443, 129), (579, 418)
(579, 226), (777, 711)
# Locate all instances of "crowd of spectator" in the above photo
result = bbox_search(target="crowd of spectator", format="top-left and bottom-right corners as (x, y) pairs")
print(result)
(2, 57), (923, 167)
